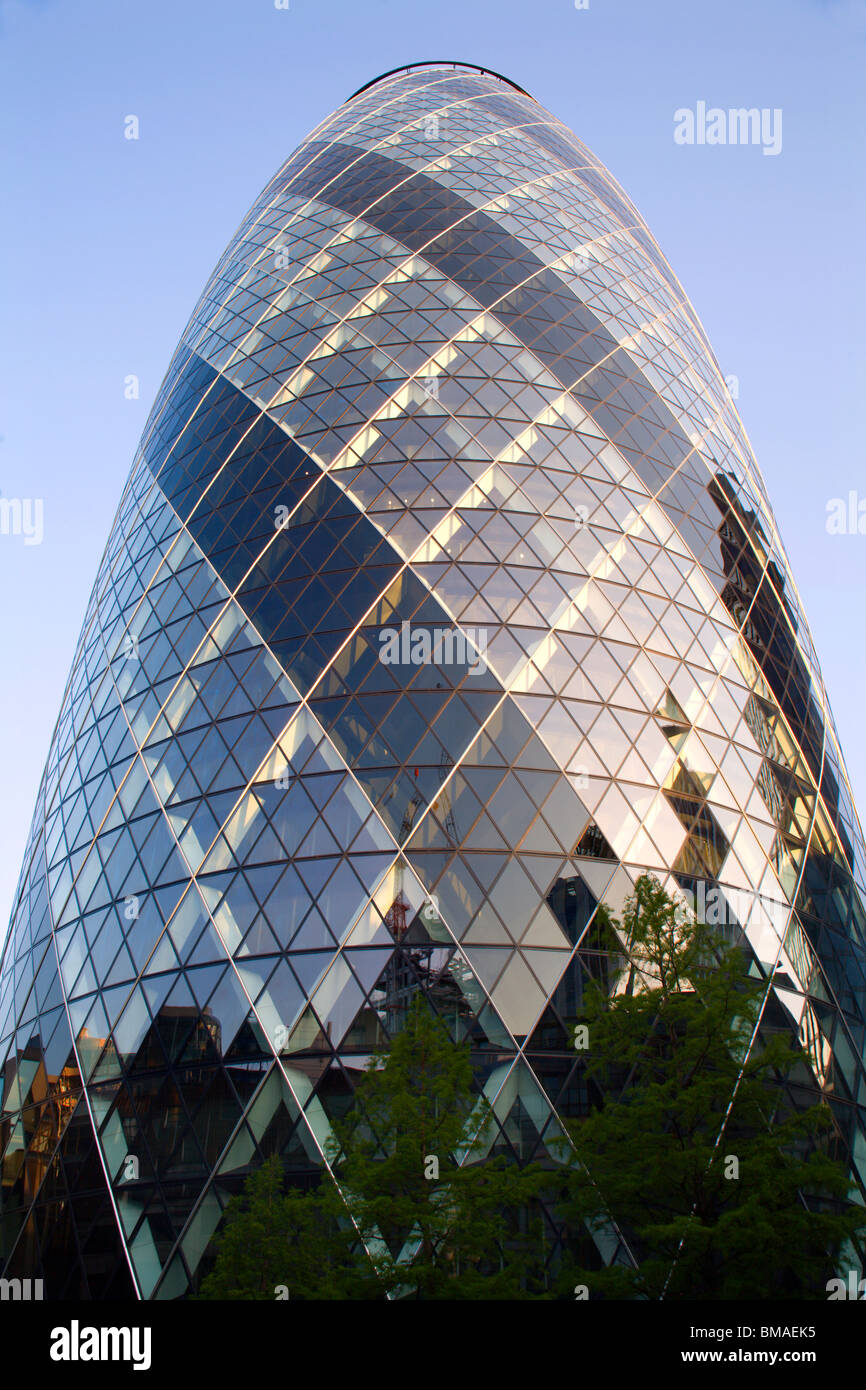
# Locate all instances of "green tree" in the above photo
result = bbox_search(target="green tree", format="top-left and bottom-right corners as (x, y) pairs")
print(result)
(325, 995), (550, 1299)
(556, 873), (865, 1300)
(197, 1156), (350, 1300)
(199, 997), (552, 1299)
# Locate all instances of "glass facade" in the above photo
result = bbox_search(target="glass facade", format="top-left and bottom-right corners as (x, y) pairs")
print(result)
(2, 61), (865, 1299)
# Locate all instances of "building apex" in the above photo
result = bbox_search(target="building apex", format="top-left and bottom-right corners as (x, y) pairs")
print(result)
(346, 60), (533, 103)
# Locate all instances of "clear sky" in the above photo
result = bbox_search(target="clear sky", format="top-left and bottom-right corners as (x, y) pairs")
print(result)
(1, 0), (864, 927)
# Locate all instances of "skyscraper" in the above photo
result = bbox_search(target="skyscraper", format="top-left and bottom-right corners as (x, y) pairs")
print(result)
(2, 61), (864, 1299)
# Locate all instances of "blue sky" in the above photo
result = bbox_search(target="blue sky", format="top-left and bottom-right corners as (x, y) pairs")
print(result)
(1, 0), (864, 925)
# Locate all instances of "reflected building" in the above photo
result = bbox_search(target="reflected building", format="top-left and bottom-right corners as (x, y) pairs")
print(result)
(2, 61), (865, 1298)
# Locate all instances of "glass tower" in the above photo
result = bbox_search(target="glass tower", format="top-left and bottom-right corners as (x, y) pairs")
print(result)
(2, 61), (865, 1300)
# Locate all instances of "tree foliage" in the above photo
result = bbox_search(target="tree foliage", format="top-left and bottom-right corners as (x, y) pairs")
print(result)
(200, 997), (548, 1299)
(556, 874), (865, 1300)
(324, 994), (549, 1298)
(197, 1155), (348, 1300)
